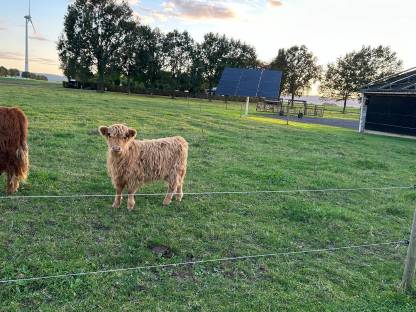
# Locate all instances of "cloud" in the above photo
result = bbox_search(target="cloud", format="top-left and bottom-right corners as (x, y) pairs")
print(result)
(133, 11), (155, 24)
(0, 51), (22, 62)
(0, 19), (6, 31)
(116, 0), (140, 5)
(69, 0), (140, 6)
(29, 33), (52, 42)
(0, 51), (57, 66)
(268, 0), (283, 7)
(162, 0), (235, 20)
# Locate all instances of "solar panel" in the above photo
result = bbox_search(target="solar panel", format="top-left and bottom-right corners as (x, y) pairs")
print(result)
(215, 68), (242, 96)
(216, 68), (282, 98)
(238, 69), (263, 97)
(258, 70), (282, 98)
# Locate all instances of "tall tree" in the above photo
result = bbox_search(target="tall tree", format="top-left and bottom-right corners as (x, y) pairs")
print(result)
(270, 48), (288, 89)
(58, 0), (133, 91)
(136, 26), (164, 90)
(119, 20), (140, 93)
(271, 45), (321, 102)
(200, 33), (230, 90)
(226, 38), (258, 69)
(162, 30), (195, 97)
(189, 43), (205, 94)
(320, 46), (402, 113)
(200, 33), (259, 90)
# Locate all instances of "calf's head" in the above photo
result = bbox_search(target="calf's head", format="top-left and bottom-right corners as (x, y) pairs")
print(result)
(99, 124), (137, 155)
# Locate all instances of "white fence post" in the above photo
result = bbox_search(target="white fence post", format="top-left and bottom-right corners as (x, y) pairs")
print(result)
(359, 94), (367, 133)
(244, 97), (250, 116)
(402, 208), (416, 291)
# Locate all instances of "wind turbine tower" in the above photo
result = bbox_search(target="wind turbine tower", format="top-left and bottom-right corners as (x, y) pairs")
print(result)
(24, 0), (36, 73)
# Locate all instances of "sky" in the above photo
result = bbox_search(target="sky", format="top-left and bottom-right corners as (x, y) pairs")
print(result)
(0, 0), (414, 77)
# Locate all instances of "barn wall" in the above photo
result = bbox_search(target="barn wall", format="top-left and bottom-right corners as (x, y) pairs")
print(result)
(365, 95), (416, 136)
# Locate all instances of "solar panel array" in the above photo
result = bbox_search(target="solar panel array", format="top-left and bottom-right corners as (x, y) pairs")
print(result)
(216, 68), (283, 98)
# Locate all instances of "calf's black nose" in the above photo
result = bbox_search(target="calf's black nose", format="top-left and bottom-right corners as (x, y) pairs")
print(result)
(111, 145), (121, 152)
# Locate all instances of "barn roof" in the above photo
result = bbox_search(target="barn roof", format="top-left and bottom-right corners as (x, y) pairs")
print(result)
(361, 67), (416, 95)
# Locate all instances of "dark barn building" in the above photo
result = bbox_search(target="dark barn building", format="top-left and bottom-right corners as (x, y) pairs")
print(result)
(359, 68), (416, 136)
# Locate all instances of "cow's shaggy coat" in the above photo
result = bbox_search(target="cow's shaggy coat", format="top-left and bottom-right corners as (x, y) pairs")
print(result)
(0, 107), (29, 193)
(99, 124), (188, 210)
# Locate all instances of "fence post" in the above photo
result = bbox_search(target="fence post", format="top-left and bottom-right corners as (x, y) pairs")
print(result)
(244, 97), (250, 116)
(402, 207), (416, 292)
(358, 95), (367, 133)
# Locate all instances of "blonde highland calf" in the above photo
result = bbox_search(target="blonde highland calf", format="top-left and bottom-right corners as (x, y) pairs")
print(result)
(99, 124), (188, 210)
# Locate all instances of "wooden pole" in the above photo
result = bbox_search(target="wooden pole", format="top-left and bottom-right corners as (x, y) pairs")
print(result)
(402, 208), (416, 291)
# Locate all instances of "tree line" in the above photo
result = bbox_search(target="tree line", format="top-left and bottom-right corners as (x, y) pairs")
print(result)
(58, 0), (403, 112)
(0, 66), (20, 77)
(0, 66), (48, 81)
(57, 0), (257, 96)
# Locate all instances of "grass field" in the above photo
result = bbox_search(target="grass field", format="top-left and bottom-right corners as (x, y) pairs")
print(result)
(1, 78), (416, 311)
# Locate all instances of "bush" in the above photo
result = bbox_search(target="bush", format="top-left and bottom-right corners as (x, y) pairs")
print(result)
(8, 68), (20, 77)
(21, 71), (48, 81)
(0, 66), (8, 76)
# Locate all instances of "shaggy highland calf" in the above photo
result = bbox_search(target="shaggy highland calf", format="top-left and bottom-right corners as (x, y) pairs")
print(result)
(99, 124), (188, 210)
(0, 107), (29, 194)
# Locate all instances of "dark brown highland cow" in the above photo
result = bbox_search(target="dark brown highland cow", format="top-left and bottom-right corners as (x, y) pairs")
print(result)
(0, 107), (29, 194)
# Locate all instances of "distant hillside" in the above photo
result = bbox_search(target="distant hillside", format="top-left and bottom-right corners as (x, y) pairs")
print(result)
(38, 73), (66, 82)
(281, 95), (360, 108)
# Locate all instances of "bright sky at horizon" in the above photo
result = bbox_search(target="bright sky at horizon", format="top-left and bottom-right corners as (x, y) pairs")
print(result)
(0, 0), (414, 77)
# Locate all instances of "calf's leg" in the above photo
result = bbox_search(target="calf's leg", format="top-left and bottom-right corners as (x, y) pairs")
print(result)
(112, 185), (123, 209)
(175, 168), (186, 202)
(6, 172), (20, 194)
(127, 185), (139, 211)
(175, 183), (183, 202)
(163, 182), (176, 206)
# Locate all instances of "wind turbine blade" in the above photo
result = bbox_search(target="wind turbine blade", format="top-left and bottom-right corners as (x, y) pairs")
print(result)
(29, 0), (31, 16)
(30, 19), (36, 33)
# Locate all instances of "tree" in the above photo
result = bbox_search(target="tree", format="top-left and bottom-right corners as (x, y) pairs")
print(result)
(270, 48), (288, 88)
(138, 27), (164, 91)
(226, 39), (258, 69)
(364, 45), (403, 82)
(0, 66), (7, 76)
(200, 33), (259, 91)
(58, 0), (133, 91)
(162, 30), (195, 97)
(8, 68), (20, 77)
(271, 45), (321, 102)
(119, 20), (139, 93)
(200, 33), (230, 90)
(57, 3), (94, 84)
(320, 46), (402, 113)
(189, 43), (205, 94)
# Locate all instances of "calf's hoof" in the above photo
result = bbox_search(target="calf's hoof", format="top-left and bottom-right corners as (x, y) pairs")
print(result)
(163, 198), (172, 206)
(127, 202), (135, 211)
(7, 185), (19, 194)
(112, 202), (121, 209)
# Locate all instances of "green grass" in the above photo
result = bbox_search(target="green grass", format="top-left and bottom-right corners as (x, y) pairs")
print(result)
(323, 104), (361, 120)
(1, 78), (416, 311)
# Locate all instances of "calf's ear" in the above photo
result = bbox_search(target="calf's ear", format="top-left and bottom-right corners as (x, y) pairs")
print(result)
(99, 126), (109, 136)
(127, 128), (137, 139)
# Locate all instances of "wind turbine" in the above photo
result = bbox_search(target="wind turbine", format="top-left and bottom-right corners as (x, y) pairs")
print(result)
(24, 0), (36, 73)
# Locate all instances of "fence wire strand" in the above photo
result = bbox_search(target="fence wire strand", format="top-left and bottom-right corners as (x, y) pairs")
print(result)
(0, 240), (407, 284)
(0, 185), (413, 200)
